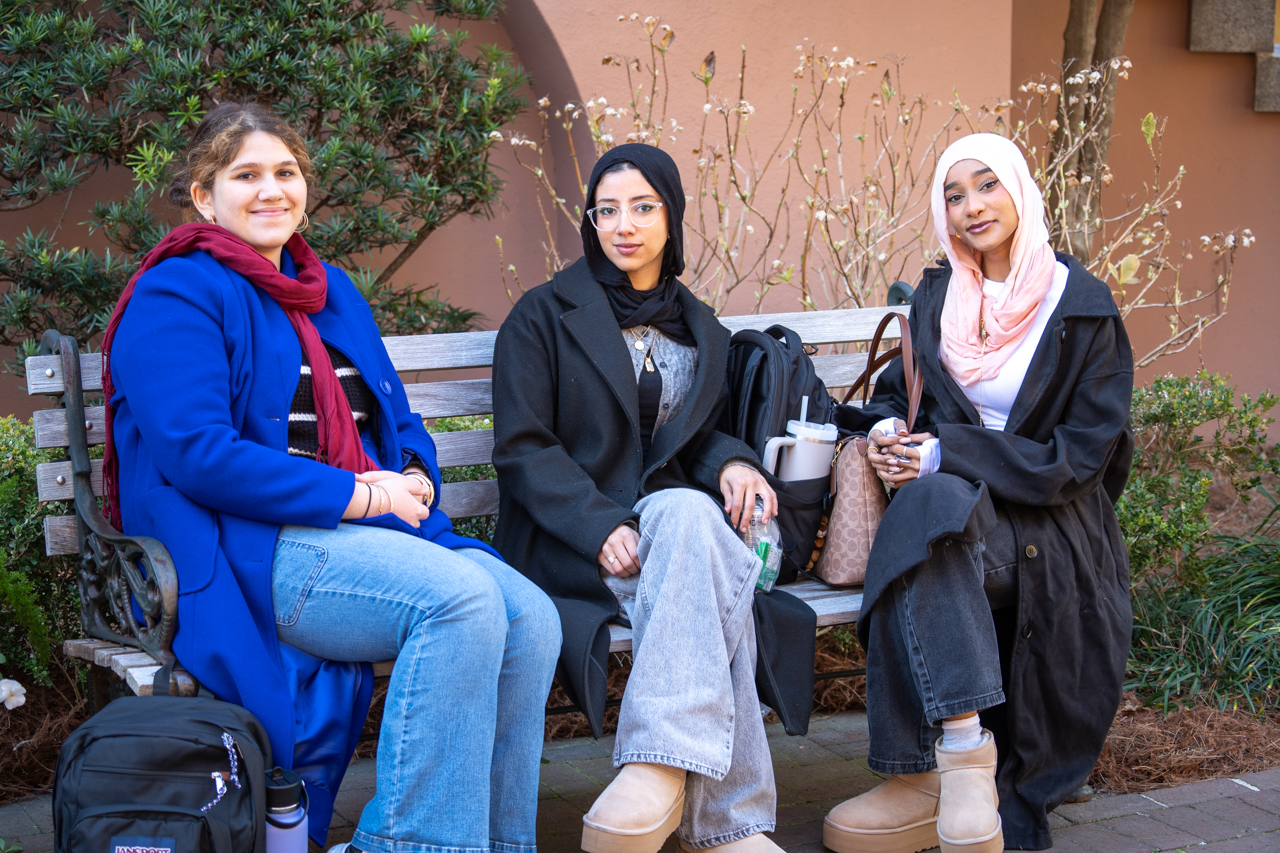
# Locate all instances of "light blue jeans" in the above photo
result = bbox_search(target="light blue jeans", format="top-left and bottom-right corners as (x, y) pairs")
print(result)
(603, 489), (775, 847)
(271, 523), (561, 853)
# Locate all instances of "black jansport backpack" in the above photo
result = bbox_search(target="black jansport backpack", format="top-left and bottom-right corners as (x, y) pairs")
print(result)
(726, 324), (836, 584)
(54, 663), (271, 853)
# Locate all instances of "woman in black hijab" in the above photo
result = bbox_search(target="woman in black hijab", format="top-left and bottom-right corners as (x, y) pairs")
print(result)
(493, 144), (784, 853)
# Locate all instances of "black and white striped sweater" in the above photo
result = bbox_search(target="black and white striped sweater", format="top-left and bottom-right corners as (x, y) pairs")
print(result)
(288, 345), (377, 460)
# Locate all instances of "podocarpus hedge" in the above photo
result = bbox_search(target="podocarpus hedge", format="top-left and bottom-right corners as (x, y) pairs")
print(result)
(0, 0), (524, 372)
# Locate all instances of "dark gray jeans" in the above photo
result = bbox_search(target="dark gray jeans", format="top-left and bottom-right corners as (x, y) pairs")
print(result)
(864, 508), (1018, 774)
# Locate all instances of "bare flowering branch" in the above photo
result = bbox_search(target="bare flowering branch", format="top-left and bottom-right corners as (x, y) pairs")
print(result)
(495, 15), (1251, 370)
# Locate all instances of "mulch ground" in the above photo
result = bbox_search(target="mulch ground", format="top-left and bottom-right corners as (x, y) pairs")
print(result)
(0, 663), (87, 804)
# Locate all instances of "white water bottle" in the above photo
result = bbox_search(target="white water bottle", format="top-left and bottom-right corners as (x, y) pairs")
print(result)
(741, 496), (783, 593)
(265, 767), (308, 853)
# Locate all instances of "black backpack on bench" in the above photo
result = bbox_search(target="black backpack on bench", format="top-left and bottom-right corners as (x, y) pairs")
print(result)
(726, 324), (836, 585)
(53, 662), (271, 853)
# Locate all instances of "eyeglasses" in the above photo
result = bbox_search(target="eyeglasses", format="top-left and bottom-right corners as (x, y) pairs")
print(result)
(585, 201), (666, 230)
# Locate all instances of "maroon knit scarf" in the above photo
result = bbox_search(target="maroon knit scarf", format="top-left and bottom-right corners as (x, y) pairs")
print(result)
(101, 223), (379, 528)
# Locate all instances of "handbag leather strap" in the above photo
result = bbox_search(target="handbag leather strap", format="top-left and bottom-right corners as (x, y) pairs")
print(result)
(841, 311), (923, 432)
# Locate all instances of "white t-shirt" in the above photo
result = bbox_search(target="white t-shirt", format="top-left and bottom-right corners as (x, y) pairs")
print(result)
(874, 261), (1069, 476)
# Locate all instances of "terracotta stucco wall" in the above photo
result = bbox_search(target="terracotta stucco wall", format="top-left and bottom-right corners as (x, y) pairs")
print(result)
(1013, 0), (1280, 396)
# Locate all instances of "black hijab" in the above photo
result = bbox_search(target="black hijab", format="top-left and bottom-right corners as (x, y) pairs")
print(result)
(580, 143), (694, 345)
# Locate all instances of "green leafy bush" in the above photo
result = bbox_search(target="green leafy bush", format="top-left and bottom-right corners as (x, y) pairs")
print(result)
(1117, 372), (1280, 586)
(0, 417), (79, 685)
(0, 0), (524, 367)
(428, 415), (495, 543)
(1128, 514), (1280, 712)
(1120, 373), (1280, 711)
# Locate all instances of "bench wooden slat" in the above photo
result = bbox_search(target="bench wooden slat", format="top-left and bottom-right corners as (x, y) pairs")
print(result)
(718, 307), (904, 346)
(404, 379), (494, 420)
(381, 330), (499, 372)
(45, 515), (78, 556)
(31, 351), (874, 450)
(44, 481), (499, 555)
(426, 429), (494, 469)
(37, 459), (103, 502)
(26, 352), (104, 395)
(34, 405), (107, 449)
(437, 478), (498, 518)
(26, 308), (907, 395)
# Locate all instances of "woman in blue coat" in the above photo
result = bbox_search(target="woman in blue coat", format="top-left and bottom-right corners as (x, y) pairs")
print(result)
(102, 102), (560, 853)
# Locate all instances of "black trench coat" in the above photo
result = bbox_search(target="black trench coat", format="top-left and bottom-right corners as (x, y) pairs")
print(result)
(492, 258), (817, 739)
(836, 253), (1134, 849)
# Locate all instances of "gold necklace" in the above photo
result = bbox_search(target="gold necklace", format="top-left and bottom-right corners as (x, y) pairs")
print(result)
(629, 325), (653, 350)
(629, 327), (658, 372)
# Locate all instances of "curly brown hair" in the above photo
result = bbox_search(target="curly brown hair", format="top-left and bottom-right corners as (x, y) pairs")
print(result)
(168, 102), (313, 221)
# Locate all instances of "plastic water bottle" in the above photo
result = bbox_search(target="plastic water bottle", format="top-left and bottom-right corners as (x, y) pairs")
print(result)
(265, 767), (308, 853)
(741, 496), (783, 593)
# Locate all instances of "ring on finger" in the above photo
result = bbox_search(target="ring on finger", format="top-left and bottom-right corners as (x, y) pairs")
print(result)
(607, 554), (616, 564)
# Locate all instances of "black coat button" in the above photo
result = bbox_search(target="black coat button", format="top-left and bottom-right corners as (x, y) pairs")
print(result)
(1022, 622), (1033, 639)
(1025, 544), (1038, 558)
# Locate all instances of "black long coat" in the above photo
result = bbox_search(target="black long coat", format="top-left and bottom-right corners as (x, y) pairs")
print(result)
(838, 253), (1134, 850)
(492, 258), (815, 738)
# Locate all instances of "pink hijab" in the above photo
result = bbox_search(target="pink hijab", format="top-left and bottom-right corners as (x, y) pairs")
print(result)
(931, 133), (1056, 385)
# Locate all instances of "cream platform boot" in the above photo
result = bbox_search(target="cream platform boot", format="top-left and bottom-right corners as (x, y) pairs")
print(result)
(822, 771), (940, 853)
(934, 732), (1002, 853)
(581, 763), (686, 853)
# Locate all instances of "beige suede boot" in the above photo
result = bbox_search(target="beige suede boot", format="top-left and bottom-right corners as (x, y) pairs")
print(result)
(934, 732), (1002, 853)
(676, 832), (784, 852)
(581, 763), (686, 853)
(822, 771), (940, 853)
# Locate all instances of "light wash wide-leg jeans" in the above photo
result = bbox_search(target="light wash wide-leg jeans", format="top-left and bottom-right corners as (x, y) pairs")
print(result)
(603, 488), (776, 848)
(271, 522), (561, 853)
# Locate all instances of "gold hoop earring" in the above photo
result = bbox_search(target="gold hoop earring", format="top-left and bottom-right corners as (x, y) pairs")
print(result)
(295, 212), (310, 233)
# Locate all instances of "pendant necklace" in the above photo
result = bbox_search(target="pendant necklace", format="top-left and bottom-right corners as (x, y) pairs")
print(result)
(629, 326), (658, 372)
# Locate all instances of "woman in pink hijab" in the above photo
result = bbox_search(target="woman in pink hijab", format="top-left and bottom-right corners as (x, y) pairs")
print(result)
(825, 133), (1134, 853)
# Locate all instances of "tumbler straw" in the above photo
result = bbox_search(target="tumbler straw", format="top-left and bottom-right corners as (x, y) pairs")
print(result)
(800, 395), (809, 426)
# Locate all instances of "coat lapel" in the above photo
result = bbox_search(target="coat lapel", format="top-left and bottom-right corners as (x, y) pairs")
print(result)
(555, 261), (643, 439)
(915, 269), (983, 427)
(1003, 254), (1116, 435)
(643, 287), (728, 469)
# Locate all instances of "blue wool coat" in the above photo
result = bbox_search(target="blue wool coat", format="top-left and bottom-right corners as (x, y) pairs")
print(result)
(109, 249), (498, 843)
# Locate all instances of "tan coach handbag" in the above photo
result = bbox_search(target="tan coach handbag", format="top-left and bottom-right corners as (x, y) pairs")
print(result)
(810, 312), (922, 586)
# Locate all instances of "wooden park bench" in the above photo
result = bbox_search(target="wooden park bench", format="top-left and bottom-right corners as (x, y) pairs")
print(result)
(25, 305), (906, 710)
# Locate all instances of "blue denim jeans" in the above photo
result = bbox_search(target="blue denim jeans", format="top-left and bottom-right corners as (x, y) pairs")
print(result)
(603, 489), (775, 847)
(271, 523), (561, 853)
(864, 507), (1018, 774)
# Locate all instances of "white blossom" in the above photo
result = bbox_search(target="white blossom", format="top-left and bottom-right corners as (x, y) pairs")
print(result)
(1, 678), (25, 710)
(703, 103), (712, 113)
(487, 131), (503, 141)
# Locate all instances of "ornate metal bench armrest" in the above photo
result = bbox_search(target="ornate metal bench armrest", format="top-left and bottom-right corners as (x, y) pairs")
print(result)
(41, 331), (179, 665)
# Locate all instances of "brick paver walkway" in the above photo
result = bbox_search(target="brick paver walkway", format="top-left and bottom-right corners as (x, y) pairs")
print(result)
(3, 711), (1277, 852)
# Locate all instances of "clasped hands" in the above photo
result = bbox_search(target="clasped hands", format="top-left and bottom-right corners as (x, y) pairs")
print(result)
(867, 419), (936, 487)
(344, 469), (433, 527)
(597, 464), (777, 578)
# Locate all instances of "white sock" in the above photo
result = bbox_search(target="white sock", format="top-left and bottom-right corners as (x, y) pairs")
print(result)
(941, 715), (985, 750)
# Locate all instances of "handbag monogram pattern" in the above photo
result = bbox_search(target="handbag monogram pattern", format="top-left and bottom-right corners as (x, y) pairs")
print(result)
(810, 312), (922, 586)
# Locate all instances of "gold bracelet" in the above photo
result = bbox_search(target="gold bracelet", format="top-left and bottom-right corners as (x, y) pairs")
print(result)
(374, 484), (387, 515)
(406, 472), (433, 505)
(381, 483), (394, 513)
